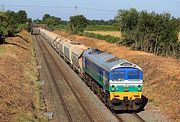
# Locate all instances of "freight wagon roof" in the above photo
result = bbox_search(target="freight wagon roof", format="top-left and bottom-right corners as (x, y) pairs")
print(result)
(40, 29), (59, 39)
(72, 45), (88, 58)
(40, 29), (51, 36)
(83, 48), (142, 71)
(40, 29), (48, 33)
(55, 37), (62, 43)
(59, 39), (71, 45)
(63, 41), (80, 50)
(46, 32), (59, 39)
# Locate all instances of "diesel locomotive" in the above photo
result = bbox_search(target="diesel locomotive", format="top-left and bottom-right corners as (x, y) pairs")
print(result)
(34, 28), (144, 111)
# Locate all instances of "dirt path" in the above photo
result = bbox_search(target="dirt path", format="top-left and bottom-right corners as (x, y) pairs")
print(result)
(0, 31), (46, 122)
(54, 30), (180, 121)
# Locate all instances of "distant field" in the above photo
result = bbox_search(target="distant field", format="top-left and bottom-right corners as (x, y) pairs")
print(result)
(85, 25), (119, 31)
(86, 31), (122, 38)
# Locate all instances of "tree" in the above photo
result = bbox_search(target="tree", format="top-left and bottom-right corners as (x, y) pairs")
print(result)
(0, 10), (29, 42)
(27, 18), (32, 24)
(42, 14), (51, 22)
(4, 10), (18, 36)
(42, 14), (61, 28)
(17, 10), (28, 24)
(69, 15), (87, 33)
(0, 12), (8, 44)
(33, 19), (42, 24)
(115, 8), (180, 58)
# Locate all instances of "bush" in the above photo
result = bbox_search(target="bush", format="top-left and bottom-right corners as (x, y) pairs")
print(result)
(115, 8), (180, 58)
(0, 10), (29, 41)
(69, 15), (87, 34)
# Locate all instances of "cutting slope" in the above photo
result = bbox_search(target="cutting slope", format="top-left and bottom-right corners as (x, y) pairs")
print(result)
(54, 30), (180, 121)
(0, 31), (46, 121)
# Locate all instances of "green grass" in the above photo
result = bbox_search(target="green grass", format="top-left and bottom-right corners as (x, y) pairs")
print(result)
(51, 24), (119, 32)
(52, 24), (121, 43)
(85, 25), (119, 31)
(83, 32), (121, 43)
(49, 24), (69, 31)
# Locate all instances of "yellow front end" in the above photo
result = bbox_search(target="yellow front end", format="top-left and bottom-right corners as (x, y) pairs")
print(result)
(109, 92), (143, 110)
(110, 92), (142, 101)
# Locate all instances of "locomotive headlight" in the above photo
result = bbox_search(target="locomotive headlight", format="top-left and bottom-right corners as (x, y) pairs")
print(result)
(112, 85), (115, 92)
(137, 85), (141, 91)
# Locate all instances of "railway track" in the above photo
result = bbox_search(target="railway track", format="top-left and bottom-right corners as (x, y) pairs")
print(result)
(34, 34), (145, 122)
(111, 109), (144, 122)
(132, 113), (145, 122)
(35, 35), (94, 122)
(116, 112), (145, 122)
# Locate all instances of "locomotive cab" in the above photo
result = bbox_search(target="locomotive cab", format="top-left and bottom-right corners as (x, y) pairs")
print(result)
(109, 67), (143, 110)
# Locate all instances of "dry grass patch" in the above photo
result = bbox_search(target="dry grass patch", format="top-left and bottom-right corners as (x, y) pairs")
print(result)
(0, 30), (47, 122)
(86, 31), (122, 38)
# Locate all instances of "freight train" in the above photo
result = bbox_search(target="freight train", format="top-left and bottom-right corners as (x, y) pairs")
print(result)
(33, 28), (143, 111)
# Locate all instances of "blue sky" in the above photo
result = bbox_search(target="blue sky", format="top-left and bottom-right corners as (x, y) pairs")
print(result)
(0, 0), (179, 20)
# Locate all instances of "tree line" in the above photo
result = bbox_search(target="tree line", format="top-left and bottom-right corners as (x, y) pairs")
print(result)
(35, 10), (180, 58)
(34, 14), (119, 33)
(115, 8), (180, 58)
(0, 10), (31, 44)
(3, 8), (179, 58)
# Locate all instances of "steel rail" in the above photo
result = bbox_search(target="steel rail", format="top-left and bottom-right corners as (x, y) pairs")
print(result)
(35, 35), (73, 122)
(38, 35), (94, 122)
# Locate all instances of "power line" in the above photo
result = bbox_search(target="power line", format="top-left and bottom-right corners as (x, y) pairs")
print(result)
(2, 4), (117, 13)
(3, 5), (73, 9)
(79, 6), (117, 13)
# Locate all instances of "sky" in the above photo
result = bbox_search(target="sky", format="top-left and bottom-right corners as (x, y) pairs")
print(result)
(0, 0), (179, 20)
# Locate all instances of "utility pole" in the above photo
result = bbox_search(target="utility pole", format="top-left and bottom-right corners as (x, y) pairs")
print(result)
(2, 5), (5, 12)
(75, 6), (77, 15)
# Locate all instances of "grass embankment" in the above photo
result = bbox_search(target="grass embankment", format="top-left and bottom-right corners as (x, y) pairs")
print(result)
(0, 31), (47, 122)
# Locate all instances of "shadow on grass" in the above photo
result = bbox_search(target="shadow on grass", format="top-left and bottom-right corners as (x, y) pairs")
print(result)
(0, 34), (29, 46)
(5, 42), (28, 51)
(114, 95), (148, 114)
(16, 35), (30, 43)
